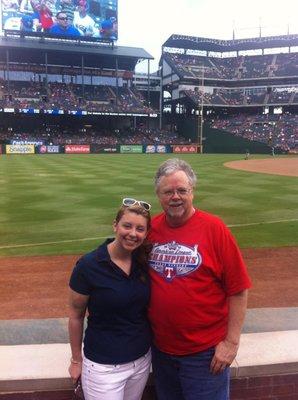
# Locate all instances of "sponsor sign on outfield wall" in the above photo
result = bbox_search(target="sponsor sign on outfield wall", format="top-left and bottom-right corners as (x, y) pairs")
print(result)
(120, 145), (143, 154)
(145, 145), (170, 154)
(47, 146), (60, 153)
(99, 147), (118, 153)
(91, 144), (119, 153)
(11, 140), (44, 146)
(65, 145), (90, 154)
(172, 145), (198, 154)
(6, 144), (35, 154)
(38, 145), (60, 154)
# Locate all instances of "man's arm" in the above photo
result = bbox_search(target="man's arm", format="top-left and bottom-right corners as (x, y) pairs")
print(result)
(210, 289), (248, 374)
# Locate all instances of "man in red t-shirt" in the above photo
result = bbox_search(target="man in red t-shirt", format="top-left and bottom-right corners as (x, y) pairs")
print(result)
(148, 158), (251, 400)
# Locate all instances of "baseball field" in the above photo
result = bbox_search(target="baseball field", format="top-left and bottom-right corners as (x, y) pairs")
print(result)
(0, 153), (297, 257)
(0, 153), (297, 319)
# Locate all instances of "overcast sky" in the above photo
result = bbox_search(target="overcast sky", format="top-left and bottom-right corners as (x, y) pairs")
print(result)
(117, 0), (298, 73)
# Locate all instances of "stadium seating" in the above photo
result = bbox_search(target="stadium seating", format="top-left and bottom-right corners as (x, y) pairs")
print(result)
(210, 113), (297, 151)
(0, 124), (189, 145)
(183, 87), (297, 107)
(0, 80), (156, 114)
(164, 52), (298, 80)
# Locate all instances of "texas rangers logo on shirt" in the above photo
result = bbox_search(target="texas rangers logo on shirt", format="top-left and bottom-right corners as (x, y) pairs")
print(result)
(149, 241), (202, 281)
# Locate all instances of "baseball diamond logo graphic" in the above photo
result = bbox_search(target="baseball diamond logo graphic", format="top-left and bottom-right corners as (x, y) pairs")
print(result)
(149, 241), (202, 281)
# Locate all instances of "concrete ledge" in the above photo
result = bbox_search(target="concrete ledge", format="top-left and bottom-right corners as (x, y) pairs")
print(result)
(1, 331), (298, 393)
(233, 330), (298, 377)
(0, 344), (73, 393)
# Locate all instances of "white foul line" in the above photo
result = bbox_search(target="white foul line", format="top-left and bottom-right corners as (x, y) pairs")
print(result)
(0, 236), (109, 250)
(0, 218), (298, 250)
(228, 218), (298, 228)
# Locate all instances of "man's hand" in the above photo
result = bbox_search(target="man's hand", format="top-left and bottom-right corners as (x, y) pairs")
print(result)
(210, 339), (239, 374)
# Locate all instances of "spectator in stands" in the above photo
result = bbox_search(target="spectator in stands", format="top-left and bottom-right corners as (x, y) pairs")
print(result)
(68, 199), (152, 400)
(148, 158), (251, 400)
(20, 14), (35, 31)
(34, 0), (54, 32)
(2, 0), (19, 11)
(73, 2), (96, 36)
(100, 17), (117, 40)
(49, 11), (81, 36)
(59, 0), (75, 23)
(19, 0), (39, 14)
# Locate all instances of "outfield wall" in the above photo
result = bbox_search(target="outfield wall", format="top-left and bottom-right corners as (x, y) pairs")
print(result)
(0, 140), (285, 155)
(0, 144), (201, 155)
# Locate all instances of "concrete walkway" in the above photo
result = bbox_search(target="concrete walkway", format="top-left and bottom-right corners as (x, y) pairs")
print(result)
(1, 307), (298, 346)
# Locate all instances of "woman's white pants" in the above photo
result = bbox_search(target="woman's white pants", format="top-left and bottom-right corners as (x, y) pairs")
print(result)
(82, 349), (151, 400)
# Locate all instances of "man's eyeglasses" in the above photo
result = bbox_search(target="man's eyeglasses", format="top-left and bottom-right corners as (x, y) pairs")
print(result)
(58, 16), (68, 20)
(160, 188), (192, 198)
(122, 198), (151, 211)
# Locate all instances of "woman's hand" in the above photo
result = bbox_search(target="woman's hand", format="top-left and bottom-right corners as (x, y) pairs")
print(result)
(68, 361), (82, 384)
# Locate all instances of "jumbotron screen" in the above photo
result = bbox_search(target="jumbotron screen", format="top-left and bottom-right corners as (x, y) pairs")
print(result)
(1, 0), (118, 40)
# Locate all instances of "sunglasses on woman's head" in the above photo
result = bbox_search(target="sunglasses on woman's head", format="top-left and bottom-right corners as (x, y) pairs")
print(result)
(122, 198), (151, 211)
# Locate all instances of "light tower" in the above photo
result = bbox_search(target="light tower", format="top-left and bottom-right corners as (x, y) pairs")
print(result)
(197, 66), (204, 154)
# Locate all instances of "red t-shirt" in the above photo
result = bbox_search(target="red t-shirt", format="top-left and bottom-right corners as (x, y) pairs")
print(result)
(148, 209), (251, 355)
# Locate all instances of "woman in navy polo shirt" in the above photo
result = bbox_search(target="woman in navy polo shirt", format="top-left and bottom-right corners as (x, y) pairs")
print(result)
(68, 198), (152, 400)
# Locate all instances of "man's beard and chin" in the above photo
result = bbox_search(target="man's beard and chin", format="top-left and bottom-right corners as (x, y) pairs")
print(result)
(167, 203), (185, 219)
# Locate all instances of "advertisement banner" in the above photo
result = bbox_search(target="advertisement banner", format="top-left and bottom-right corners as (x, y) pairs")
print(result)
(172, 145), (198, 154)
(65, 145), (90, 154)
(6, 144), (35, 154)
(38, 145), (60, 154)
(47, 145), (60, 153)
(12, 140), (44, 146)
(39, 145), (47, 154)
(120, 145), (143, 154)
(145, 145), (156, 153)
(92, 145), (119, 153)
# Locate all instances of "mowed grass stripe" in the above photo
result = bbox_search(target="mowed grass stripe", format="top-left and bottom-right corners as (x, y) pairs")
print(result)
(0, 153), (297, 256)
(1, 218), (298, 250)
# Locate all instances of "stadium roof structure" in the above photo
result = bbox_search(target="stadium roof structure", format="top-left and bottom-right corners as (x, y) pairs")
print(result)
(0, 37), (153, 70)
(162, 33), (298, 52)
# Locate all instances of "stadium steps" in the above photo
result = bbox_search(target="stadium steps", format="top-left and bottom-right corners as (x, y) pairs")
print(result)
(202, 94), (212, 105)
(107, 86), (117, 100)
(289, 91), (295, 103)
(268, 54), (278, 77)
(208, 59), (223, 78)
(216, 93), (228, 105)
(235, 55), (244, 79)
(128, 87), (138, 99)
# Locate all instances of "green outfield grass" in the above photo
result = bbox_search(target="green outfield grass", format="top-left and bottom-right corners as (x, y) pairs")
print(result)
(0, 153), (297, 257)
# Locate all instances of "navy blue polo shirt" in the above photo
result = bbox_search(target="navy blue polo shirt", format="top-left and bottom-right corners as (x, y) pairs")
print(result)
(69, 239), (151, 364)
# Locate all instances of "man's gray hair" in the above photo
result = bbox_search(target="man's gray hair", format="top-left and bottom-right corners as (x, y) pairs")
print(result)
(155, 158), (197, 189)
